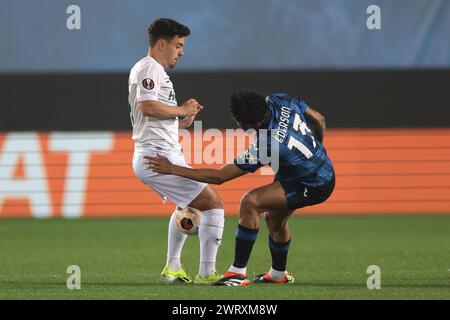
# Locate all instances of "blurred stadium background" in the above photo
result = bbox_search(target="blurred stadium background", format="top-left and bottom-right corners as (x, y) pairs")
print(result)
(0, 0), (449, 299)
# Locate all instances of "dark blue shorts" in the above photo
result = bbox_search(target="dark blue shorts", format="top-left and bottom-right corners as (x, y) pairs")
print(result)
(277, 174), (335, 210)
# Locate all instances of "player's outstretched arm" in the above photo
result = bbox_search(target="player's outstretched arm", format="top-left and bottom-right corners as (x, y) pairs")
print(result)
(144, 155), (247, 185)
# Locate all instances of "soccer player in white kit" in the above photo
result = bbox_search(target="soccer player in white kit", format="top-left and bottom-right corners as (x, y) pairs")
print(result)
(128, 18), (224, 284)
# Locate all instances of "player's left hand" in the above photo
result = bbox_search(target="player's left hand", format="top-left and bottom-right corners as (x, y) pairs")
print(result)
(144, 154), (173, 174)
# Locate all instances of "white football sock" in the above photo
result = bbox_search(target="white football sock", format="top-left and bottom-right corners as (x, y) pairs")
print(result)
(198, 209), (224, 278)
(165, 208), (188, 271)
(268, 267), (287, 280)
(228, 265), (247, 276)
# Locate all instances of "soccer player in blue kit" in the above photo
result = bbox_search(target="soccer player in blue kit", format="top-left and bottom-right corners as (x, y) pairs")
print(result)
(146, 91), (335, 286)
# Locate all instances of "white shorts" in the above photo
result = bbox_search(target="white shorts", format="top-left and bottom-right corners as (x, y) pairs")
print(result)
(132, 148), (207, 209)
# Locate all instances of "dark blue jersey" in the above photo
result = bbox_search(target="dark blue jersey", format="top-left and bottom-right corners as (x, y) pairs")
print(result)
(234, 93), (334, 187)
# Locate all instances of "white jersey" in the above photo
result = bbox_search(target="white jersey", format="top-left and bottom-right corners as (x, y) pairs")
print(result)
(128, 56), (180, 151)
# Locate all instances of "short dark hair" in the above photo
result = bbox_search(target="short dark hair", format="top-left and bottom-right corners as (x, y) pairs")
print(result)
(229, 91), (268, 128)
(148, 18), (190, 47)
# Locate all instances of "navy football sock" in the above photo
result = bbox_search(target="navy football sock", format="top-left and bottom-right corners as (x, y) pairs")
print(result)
(268, 236), (291, 271)
(232, 224), (259, 268)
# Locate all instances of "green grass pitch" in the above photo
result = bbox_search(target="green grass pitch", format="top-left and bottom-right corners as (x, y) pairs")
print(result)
(0, 215), (449, 299)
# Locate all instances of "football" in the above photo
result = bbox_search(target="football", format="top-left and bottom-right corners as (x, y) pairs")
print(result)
(174, 207), (202, 235)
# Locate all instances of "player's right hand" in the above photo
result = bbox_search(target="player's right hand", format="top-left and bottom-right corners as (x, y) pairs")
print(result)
(144, 154), (173, 174)
(181, 98), (202, 117)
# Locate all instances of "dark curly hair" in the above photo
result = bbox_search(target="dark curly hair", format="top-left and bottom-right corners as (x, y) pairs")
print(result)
(229, 91), (268, 129)
(148, 18), (190, 47)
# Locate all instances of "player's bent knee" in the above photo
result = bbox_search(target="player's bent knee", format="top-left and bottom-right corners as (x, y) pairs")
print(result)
(240, 191), (260, 212)
(190, 186), (224, 210)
